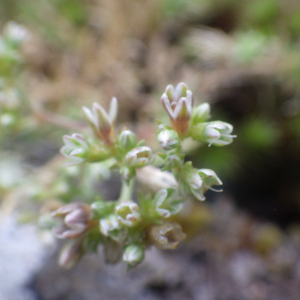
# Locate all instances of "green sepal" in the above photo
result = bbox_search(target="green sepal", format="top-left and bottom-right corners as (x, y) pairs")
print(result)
(91, 200), (115, 219)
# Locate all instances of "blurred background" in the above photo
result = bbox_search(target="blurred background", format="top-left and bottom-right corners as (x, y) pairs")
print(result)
(2, 0), (300, 299)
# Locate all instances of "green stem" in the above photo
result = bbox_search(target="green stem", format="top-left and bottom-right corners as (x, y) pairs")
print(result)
(118, 179), (134, 203)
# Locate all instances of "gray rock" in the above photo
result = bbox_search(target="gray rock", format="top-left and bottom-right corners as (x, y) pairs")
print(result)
(0, 212), (46, 300)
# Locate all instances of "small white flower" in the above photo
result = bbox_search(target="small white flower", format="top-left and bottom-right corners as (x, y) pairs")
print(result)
(60, 133), (89, 166)
(115, 201), (141, 227)
(161, 82), (194, 137)
(154, 189), (183, 218)
(82, 97), (118, 143)
(204, 121), (236, 146)
(124, 146), (154, 168)
(190, 121), (236, 146)
(100, 214), (120, 237)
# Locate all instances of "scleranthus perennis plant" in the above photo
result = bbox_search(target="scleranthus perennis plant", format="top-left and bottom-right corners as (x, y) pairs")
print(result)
(43, 83), (236, 269)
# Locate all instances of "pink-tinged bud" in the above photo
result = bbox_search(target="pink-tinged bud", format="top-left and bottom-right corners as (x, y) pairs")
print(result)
(124, 146), (154, 168)
(115, 201), (141, 227)
(161, 83), (194, 138)
(82, 97), (118, 144)
(165, 82), (188, 102)
(148, 222), (186, 250)
(58, 239), (84, 269)
(51, 203), (91, 239)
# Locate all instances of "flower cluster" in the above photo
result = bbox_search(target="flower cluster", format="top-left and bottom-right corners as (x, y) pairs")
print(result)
(42, 82), (235, 269)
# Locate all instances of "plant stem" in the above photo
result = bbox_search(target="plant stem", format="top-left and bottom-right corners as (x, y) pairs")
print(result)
(118, 179), (134, 203)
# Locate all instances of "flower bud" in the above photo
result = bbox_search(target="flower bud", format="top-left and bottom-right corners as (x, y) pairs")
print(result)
(51, 203), (91, 239)
(123, 244), (145, 268)
(100, 214), (123, 241)
(157, 129), (180, 150)
(82, 97), (118, 144)
(148, 222), (186, 250)
(124, 146), (154, 168)
(191, 103), (210, 125)
(60, 134), (89, 166)
(165, 82), (188, 102)
(58, 239), (84, 269)
(161, 82), (194, 138)
(190, 121), (236, 146)
(118, 130), (137, 153)
(115, 201), (141, 227)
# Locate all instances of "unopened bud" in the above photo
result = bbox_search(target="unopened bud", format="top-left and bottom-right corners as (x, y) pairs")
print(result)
(82, 97), (118, 143)
(58, 239), (84, 269)
(118, 130), (137, 153)
(52, 203), (91, 239)
(157, 129), (180, 150)
(123, 244), (145, 268)
(165, 82), (188, 102)
(191, 103), (210, 125)
(60, 134), (89, 166)
(161, 83), (194, 138)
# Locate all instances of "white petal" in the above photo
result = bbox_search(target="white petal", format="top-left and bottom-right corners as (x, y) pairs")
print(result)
(108, 97), (118, 124)
(161, 93), (176, 119)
